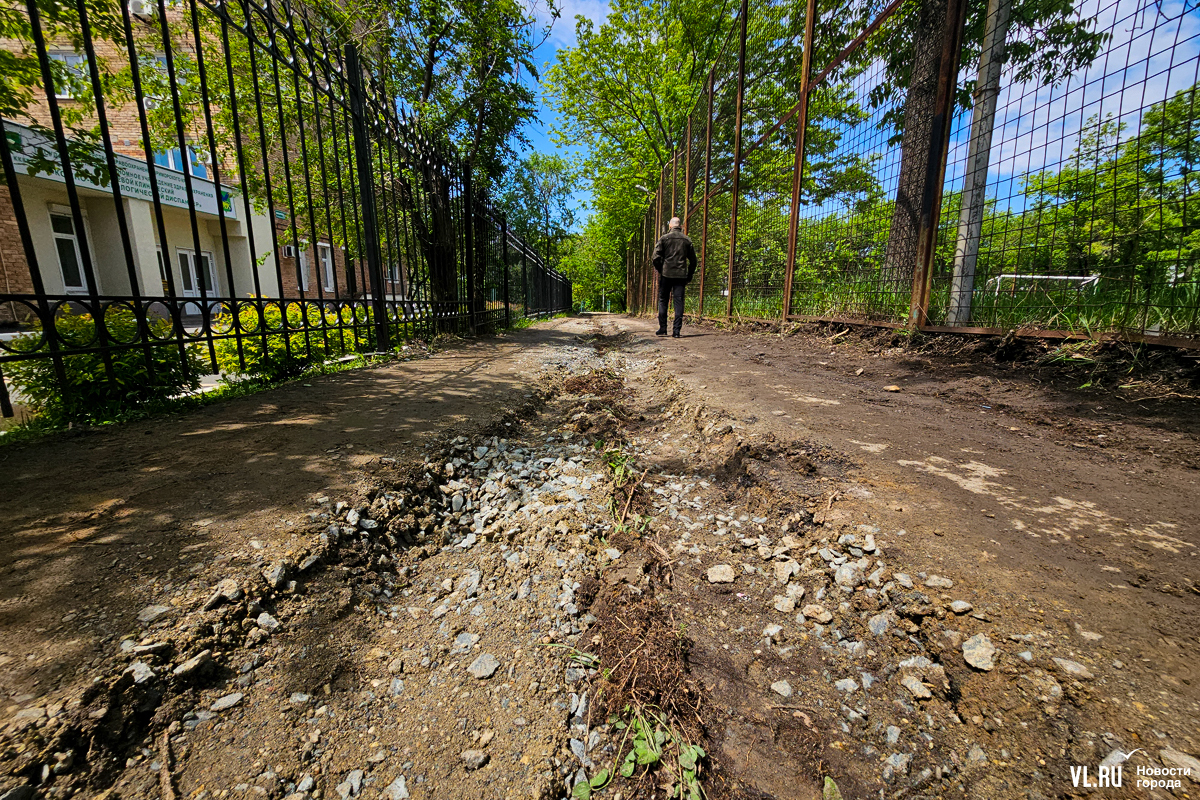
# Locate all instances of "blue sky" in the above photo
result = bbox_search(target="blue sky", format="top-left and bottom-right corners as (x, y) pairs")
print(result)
(516, 0), (1200, 230)
(518, 0), (611, 222)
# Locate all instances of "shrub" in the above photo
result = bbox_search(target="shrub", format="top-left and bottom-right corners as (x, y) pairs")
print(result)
(5, 307), (204, 423)
(213, 300), (371, 382)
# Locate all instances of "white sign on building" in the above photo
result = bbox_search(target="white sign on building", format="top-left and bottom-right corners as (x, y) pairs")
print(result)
(4, 120), (237, 219)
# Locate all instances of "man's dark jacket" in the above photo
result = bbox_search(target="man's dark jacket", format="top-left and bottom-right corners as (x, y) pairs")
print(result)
(652, 230), (698, 282)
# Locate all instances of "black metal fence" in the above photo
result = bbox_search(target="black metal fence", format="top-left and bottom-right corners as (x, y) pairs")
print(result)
(629, 0), (1199, 348)
(0, 0), (570, 418)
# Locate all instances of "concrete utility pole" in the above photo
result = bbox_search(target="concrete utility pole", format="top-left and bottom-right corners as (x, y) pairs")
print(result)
(946, 0), (1013, 324)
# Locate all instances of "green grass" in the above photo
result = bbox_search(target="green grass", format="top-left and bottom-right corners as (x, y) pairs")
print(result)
(672, 273), (1199, 337)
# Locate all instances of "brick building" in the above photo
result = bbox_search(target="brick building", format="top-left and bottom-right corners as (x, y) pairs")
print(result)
(0, 9), (364, 325)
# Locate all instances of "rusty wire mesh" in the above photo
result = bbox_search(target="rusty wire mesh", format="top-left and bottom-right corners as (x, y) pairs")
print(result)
(628, 0), (1200, 348)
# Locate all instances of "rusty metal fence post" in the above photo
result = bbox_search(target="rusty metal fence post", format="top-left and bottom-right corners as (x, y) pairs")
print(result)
(683, 117), (693, 234)
(781, 0), (817, 327)
(909, 0), (969, 329)
(698, 74), (714, 321)
(725, 0), (750, 320)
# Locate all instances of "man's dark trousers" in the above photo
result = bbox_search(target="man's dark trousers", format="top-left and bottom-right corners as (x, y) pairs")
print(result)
(658, 277), (686, 335)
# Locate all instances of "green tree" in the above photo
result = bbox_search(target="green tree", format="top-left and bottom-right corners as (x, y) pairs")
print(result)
(868, 0), (1108, 293)
(499, 152), (577, 268)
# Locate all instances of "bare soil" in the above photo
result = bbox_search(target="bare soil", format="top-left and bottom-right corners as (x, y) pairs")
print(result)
(0, 313), (1196, 800)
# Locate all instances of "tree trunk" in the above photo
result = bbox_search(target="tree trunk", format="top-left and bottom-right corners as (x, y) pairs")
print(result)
(880, 0), (948, 311)
(946, 0), (1013, 324)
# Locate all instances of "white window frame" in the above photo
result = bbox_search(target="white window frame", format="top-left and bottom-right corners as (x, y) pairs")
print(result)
(48, 204), (89, 294)
(154, 145), (209, 179)
(318, 242), (335, 291)
(297, 246), (310, 292)
(175, 247), (217, 297)
(47, 51), (87, 99)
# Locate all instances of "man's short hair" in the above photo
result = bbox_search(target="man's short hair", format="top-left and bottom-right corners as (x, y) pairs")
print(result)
(668, 217), (682, 230)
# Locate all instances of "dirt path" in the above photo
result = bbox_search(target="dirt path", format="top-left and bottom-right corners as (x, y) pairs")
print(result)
(1, 312), (1197, 800)
(624, 313), (1199, 676)
(0, 321), (579, 703)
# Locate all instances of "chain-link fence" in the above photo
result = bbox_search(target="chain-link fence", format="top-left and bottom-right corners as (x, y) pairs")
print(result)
(628, 0), (1199, 348)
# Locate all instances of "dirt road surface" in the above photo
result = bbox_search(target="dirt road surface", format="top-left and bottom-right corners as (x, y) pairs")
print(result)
(0, 313), (1196, 800)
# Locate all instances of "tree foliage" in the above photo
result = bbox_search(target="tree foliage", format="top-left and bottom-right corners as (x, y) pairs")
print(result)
(499, 152), (577, 268)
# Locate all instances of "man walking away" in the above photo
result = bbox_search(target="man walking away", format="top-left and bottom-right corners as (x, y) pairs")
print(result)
(652, 217), (698, 338)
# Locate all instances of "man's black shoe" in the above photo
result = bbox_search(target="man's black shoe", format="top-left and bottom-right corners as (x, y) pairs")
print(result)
(655, 329), (668, 336)
(672, 332), (681, 338)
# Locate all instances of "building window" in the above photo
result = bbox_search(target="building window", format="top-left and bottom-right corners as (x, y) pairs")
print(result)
(50, 210), (88, 293)
(48, 51), (87, 99)
(176, 248), (216, 296)
(297, 247), (310, 292)
(318, 243), (334, 291)
(154, 146), (209, 179)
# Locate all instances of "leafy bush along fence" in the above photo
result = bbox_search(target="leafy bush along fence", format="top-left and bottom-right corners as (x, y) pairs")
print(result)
(0, 0), (569, 420)
(628, 0), (1199, 347)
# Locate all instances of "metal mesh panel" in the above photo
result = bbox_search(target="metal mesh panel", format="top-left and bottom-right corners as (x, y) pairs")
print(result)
(790, 2), (921, 322)
(627, 0), (1198, 350)
(929, 0), (1200, 338)
(729, 0), (808, 320)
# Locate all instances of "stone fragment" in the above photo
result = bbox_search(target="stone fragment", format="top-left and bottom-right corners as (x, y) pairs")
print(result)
(967, 745), (988, 763)
(387, 657), (405, 675)
(172, 650), (214, 679)
(457, 570), (482, 598)
(834, 678), (858, 693)
(762, 624), (784, 642)
(707, 564), (735, 583)
(461, 750), (489, 770)
(382, 777), (409, 800)
(834, 563), (863, 590)
(770, 680), (793, 698)
(211, 692), (243, 712)
(1052, 657), (1094, 680)
(901, 675), (931, 700)
(264, 562), (290, 589)
(801, 604), (833, 624)
(1160, 749), (1200, 782)
(468, 653), (500, 679)
(773, 595), (796, 613)
(203, 579), (243, 610)
(962, 634), (995, 671)
(1020, 669), (1063, 708)
(882, 752), (911, 782)
(924, 575), (953, 589)
(257, 612), (280, 632)
(948, 600), (973, 614)
(137, 605), (172, 624)
(822, 777), (844, 800)
(774, 560), (799, 583)
(335, 769), (364, 799)
(124, 661), (156, 685)
(867, 612), (893, 637)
